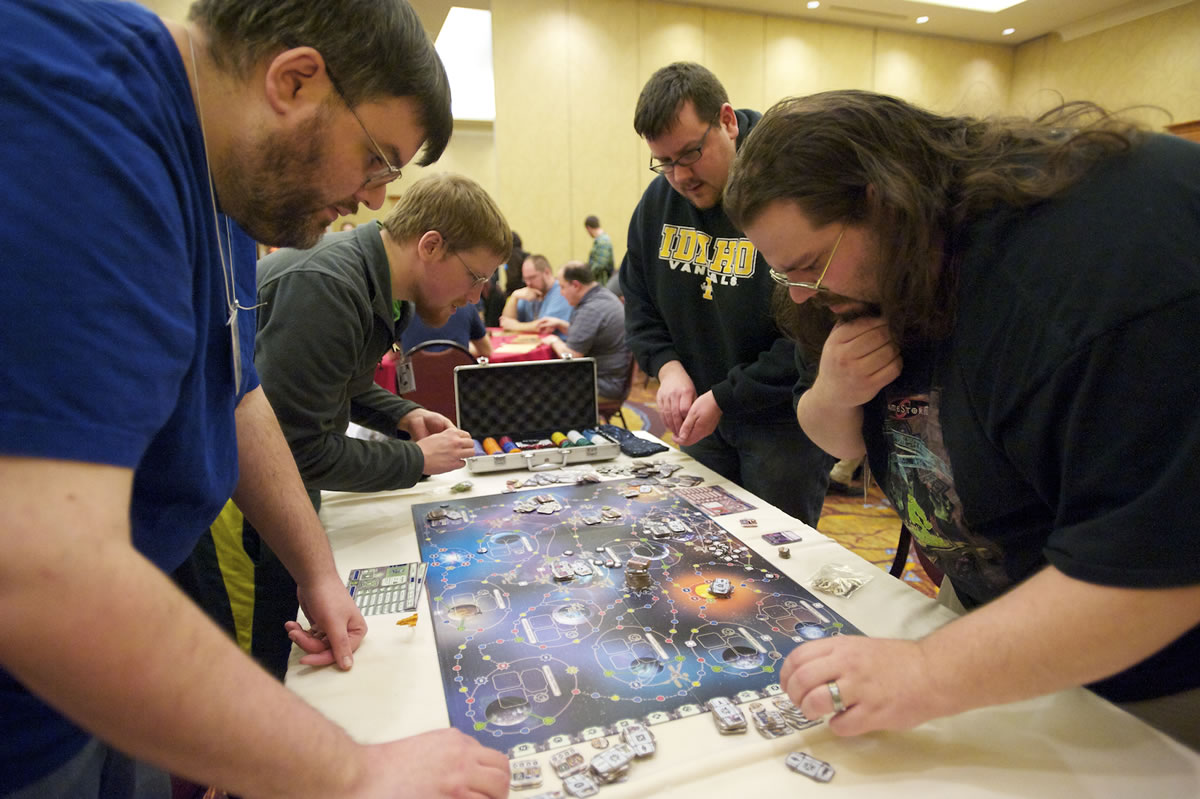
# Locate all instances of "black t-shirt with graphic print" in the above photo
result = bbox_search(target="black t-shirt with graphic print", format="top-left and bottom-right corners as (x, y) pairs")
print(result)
(862, 133), (1200, 703)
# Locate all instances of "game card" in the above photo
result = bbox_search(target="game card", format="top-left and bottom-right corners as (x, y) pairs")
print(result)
(762, 530), (804, 545)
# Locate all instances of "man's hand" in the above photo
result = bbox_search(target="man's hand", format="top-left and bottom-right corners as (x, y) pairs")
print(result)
(356, 729), (511, 799)
(810, 317), (902, 410)
(398, 408), (456, 440)
(675, 390), (721, 446)
(655, 361), (696, 435)
(286, 576), (369, 670)
(416, 428), (476, 474)
(510, 286), (543, 303)
(540, 333), (568, 359)
(780, 635), (943, 737)
(535, 316), (568, 336)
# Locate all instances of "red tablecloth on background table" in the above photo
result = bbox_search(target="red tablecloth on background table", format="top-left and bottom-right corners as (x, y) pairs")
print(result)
(486, 328), (555, 364)
(372, 331), (557, 394)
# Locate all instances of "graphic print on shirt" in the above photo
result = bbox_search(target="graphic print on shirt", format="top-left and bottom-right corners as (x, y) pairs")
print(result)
(657, 224), (757, 300)
(881, 387), (1008, 597)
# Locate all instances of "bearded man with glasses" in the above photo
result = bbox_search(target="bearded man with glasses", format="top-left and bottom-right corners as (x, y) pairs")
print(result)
(0, 1), (511, 797)
(619, 62), (834, 528)
(725, 90), (1200, 751)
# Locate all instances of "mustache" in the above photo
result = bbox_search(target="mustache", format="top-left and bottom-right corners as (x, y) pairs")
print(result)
(806, 292), (881, 323)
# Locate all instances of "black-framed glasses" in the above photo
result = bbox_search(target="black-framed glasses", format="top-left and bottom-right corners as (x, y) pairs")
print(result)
(768, 228), (845, 293)
(453, 251), (490, 288)
(648, 120), (716, 175)
(327, 70), (403, 190)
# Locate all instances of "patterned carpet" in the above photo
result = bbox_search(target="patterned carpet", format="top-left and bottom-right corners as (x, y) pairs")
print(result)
(616, 376), (938, 599)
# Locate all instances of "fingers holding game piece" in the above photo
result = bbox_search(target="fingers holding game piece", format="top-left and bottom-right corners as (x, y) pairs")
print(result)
(674, 390), (721, 446)
(655, 363), (697, 435)
(783, 635), (940, 736)
(417, 428), (476, 475)
(399, 408), (458, 440)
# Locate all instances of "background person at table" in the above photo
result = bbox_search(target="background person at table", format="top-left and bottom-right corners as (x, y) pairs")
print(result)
(478, 230), (523, 326)
(537, 261), (631, 400)
(0, 1), (509, 798)
(619, 61), (832, 526)
(584, 214), (614, 284)
(402, 303), (494, 359)
(725, 90), (1200, 749)
(499, 252), (572, 332)
(177, 173), (510, 683)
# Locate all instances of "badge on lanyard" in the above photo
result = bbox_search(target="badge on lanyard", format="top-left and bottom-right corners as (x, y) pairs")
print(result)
(394, 344), (416, 394)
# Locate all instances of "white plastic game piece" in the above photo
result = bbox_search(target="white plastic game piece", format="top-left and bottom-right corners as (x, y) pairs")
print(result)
(785, 751), (835, 782)
(589, 743), (635, 782)
(562, 772), (600, 797)
(707, 696), (747, 733)
(549, 747), (587, 779)
(509, 759), (543, 790)
(619, 723), (656, 757)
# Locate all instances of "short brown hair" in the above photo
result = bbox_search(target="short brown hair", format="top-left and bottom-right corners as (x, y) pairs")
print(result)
(383, 173), (511, 258)
(189, 0), (452, 165)
(634, 62), (728, 139)
(524, 254), (552, 275)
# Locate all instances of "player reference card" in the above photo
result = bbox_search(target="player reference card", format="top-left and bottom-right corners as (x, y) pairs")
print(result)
(674, 485), (756, 517)
(346, 562), (428, 616)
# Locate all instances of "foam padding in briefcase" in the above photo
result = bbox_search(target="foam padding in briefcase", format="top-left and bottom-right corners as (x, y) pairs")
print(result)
(453, 358), (619, 472)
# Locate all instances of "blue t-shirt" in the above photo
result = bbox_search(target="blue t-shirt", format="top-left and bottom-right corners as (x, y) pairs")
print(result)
(0, 0), (257, 790)
(516, 280), (572, 323)
(400, 305), (486, 352)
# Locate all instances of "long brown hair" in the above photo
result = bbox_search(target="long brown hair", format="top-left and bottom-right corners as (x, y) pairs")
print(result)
(725, 90), (1143, 355)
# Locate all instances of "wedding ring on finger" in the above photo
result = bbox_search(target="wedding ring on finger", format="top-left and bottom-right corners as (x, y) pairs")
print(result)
(827, 680), (847, 714)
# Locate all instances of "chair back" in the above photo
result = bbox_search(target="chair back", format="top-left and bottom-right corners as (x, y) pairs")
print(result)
(597, 351), (637, 427)
(402, 339), (476, 420)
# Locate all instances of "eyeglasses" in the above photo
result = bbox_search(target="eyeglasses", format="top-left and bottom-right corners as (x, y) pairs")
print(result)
(327, 70), (403, 190)
(453, 251), (490, 288)
(768, 228), (846, 293)
(648, 120), (716, 175)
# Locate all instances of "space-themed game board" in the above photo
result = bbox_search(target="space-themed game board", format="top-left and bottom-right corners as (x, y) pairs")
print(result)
(413, 478), (863, 753)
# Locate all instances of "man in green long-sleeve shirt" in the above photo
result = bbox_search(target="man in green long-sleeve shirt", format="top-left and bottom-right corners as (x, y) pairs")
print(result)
(585, 214), (614, 284)
(175, 173), (511, 679)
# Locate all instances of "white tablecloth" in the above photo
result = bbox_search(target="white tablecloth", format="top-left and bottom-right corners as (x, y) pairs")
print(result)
(286, 438), (1200, 797)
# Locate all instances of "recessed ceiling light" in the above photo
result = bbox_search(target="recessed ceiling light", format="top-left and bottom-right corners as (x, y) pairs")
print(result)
(1002, 27), (1015, 35)
(916, 16), (930, 24)
(807, 1), (820, 8)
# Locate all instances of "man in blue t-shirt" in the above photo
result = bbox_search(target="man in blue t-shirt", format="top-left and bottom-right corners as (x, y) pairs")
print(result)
(0, 1), (508, 798)
(402, 304), (494, 358)
(499, 253), (572, 332)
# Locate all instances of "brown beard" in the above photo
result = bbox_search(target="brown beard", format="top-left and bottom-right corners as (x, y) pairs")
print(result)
(770, 285), (883, 359)
(808, 292), (883, 323)
(212, 106), (354, 249)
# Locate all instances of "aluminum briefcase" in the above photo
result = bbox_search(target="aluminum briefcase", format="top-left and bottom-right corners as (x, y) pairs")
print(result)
(454, 358), (620, 473)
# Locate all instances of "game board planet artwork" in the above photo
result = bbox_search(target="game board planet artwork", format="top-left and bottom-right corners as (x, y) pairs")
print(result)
(413, 478), (864, 755)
